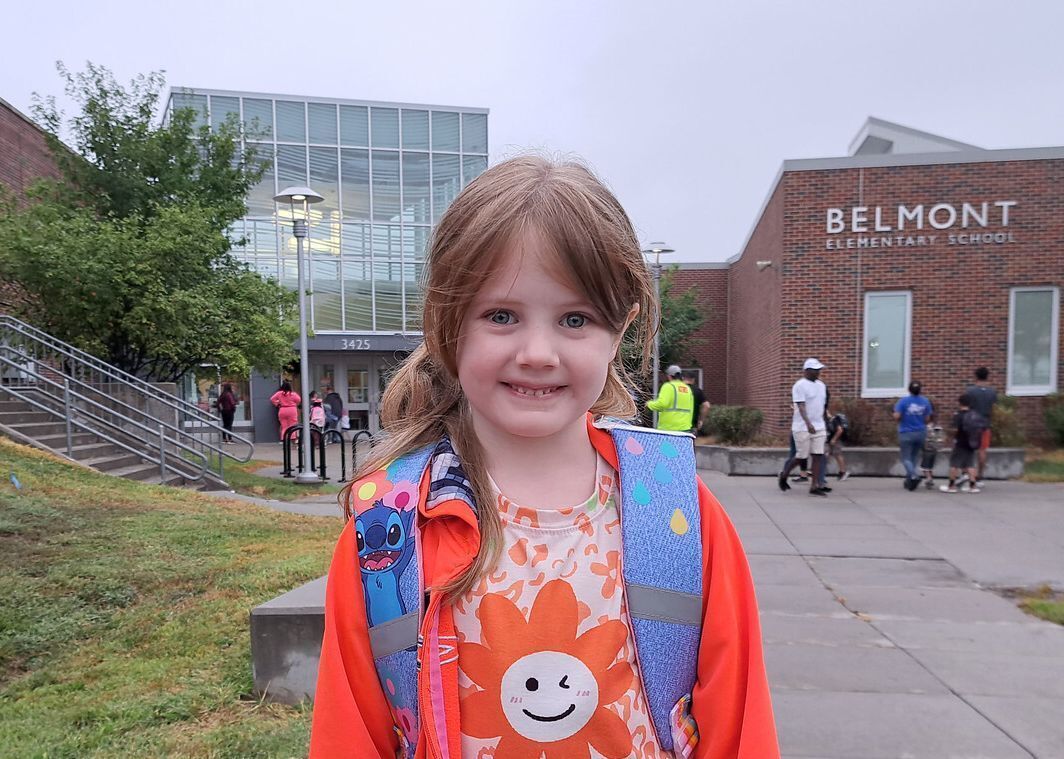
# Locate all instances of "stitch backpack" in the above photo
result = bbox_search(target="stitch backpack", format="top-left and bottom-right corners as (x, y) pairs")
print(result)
(350, 423), (703, 756)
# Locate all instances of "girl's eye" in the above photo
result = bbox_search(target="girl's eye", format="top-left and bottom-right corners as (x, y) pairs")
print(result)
(488, 310), (516, 325)
(562, 313), (587, 329)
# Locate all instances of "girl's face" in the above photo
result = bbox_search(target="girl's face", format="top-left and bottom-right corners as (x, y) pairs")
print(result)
(455, 240), (623, 448)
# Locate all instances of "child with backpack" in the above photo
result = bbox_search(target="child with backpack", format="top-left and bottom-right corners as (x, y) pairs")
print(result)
(826, 411), (850, 482)
(920, 424), (944, 490)
(940, 394), (985, 494)
(309, 156), (779, 758)
(309, 391), (327, 448)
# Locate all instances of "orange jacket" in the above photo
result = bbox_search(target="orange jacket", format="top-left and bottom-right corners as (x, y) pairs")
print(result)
(310, 420), (779, 758)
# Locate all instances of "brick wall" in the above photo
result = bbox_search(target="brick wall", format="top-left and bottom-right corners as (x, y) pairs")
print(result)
(727, 186), (786, 427)
(0, 97), (60, 205)
(779, 159), (1064, 442)
(671, 266), (728, 403)
(671, 156), (1064, 442)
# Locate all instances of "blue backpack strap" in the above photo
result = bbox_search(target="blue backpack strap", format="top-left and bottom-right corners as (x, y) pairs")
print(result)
(609, 422), (703, 753)
(350, 442), (435, 756)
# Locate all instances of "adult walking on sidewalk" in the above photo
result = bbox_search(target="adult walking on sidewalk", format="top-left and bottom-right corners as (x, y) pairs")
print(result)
(893, 381), (934, 491)
(965, 366), (998, 486)
(778, 358), (830, 496)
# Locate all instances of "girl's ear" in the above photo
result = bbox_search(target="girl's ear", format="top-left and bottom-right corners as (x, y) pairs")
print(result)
(612, 303), (641, 358)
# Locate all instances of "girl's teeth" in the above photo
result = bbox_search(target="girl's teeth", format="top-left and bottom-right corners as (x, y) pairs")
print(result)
(512, 385), (555, 397)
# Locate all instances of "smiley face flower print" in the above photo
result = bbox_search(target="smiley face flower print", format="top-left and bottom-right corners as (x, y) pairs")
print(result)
(459, 579), (635, 759)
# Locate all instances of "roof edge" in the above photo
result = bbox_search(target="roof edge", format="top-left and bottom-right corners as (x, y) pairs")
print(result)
(728, 144), (1064, 265)
(849, 116), (983, 155)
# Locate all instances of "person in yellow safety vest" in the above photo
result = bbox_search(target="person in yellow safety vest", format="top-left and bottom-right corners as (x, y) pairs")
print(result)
(646, 364), (695, 431)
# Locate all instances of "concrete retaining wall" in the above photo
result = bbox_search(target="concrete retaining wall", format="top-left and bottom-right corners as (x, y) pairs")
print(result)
(696, 445), (1025, 479)
(250, 576), (326, 705)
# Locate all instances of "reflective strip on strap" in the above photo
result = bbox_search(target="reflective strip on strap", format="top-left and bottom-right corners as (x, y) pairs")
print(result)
(370, 582), (702, 659)
(626, 583), (702, 626)
(369, 611), (419, 660)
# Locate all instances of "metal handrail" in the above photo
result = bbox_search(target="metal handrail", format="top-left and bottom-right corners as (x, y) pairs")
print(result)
(0, 315), (254, 469)
(0, 360), (208, 483)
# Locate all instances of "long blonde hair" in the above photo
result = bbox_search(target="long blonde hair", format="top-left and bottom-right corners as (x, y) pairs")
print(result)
(341, 155), (658, 598)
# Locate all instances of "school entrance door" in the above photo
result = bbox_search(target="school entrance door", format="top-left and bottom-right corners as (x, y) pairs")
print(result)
(313, 354), (402, 435)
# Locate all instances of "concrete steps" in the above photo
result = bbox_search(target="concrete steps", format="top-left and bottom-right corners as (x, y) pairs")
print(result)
(0, 395), (202, 489)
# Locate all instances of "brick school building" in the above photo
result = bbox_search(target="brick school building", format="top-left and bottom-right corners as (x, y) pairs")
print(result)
(677, 118), (1063, 441)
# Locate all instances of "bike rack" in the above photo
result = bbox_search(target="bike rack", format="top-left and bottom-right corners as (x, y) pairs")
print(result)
(350, 430), (372, 479)
(281, 424), (303, 478)
(324, 429), (347, 482)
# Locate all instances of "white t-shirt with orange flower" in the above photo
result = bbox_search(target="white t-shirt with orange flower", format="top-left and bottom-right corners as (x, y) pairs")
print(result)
(453, 454), (673, 759)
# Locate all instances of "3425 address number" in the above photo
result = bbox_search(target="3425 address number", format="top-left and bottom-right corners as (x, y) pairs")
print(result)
(341, 339), (372, 350)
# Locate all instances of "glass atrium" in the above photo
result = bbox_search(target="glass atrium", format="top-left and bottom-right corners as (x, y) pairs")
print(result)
(166, 89), (489, 334)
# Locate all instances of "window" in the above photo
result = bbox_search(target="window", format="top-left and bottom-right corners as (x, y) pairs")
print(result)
(1008, 287), (1059, 395)
(276, 100), (306, 142)
(340, 105), (369, 146)
(370, 107), (399, 149)
(209, 96), (239, 132)
(862, 291), (911, 397)
(431, 111), (460, 152)
(462, 112), (488, 153)
(308, 102), (338, 144)
(242, 98), (273, 139)
(401, 109), (429, 150)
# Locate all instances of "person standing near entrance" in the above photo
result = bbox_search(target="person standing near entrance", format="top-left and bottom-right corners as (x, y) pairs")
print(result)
(965, 367), (998, 486)
(893, 381), (934, 491)
(778, 359), (829, 496)
(216, 383), (237, 443)
(646, 364), (695, 431)
(270, 380), (301, 442)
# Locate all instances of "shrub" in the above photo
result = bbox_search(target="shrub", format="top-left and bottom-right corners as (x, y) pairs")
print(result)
(830, 397), (896, 446)
(705, 405), (764, 445)
(991, 396), (1026, 447)
(1044, 394), (1064, 446)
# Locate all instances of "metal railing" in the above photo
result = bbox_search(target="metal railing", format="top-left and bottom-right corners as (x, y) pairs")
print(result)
(0, 355), (209, 483)
(0, 315), (254, 481)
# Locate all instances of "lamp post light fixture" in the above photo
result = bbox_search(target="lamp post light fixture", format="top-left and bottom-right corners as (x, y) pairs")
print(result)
(274, 185), (324, 484)
(641, 242), (675, 427)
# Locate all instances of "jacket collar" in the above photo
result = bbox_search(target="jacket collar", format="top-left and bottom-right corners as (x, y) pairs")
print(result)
(416, 416), (620, 577)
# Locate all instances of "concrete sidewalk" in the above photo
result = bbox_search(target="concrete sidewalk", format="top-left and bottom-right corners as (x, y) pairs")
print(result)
(708, 472), (1064, 759)
(225, 464), (1064, 756)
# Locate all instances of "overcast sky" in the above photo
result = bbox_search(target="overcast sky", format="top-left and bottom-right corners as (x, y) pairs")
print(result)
(5, 1), (1064, 262)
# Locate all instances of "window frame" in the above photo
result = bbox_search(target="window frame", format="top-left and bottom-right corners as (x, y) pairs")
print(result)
(1007, 286), (1060, 396)
(861, 290), (912, 398)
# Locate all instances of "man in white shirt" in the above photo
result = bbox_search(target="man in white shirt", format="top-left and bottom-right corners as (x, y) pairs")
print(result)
(778, 358), (830, 497)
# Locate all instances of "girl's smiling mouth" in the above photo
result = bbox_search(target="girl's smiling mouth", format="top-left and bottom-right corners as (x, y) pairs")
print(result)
(505, 382), (564, 398)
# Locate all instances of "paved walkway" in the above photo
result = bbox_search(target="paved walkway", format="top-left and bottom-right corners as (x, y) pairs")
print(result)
(706, 472), (1064, 759)
(213, 468), (1064, 757)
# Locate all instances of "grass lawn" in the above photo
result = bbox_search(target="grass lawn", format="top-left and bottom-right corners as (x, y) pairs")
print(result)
(1022, 598), (1064, 625)
(0, 438), (339, 757)
(219, 456), (342, 503)
(1024, 448), (1064, 482)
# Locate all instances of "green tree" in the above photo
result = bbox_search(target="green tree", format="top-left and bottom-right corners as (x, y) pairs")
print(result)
(0, 63), (296, 382)
(657, 265), (706, 367)
(622, 265), (707, 401)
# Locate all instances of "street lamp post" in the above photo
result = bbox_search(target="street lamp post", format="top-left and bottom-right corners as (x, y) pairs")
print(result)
(274, 185), (324, 484)
(642, 242), (674, 427)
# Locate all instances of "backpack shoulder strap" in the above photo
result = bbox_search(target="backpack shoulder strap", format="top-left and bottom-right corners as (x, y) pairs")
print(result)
(349, 443), (435, 756)
(608, 421), (703, 754)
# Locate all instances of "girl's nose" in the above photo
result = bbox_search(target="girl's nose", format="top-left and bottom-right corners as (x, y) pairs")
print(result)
(516, 325), (560, 368)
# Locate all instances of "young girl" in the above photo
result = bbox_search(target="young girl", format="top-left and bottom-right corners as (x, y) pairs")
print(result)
(310, 156), (778, 758)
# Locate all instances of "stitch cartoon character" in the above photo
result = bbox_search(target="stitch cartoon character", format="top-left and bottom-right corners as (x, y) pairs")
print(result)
(353, 480), (419, 627)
